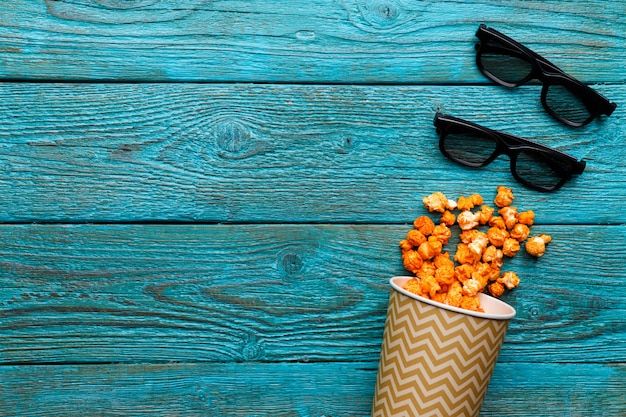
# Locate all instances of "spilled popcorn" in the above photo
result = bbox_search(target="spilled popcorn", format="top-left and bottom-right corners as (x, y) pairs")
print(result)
(400, 186), (551, 312)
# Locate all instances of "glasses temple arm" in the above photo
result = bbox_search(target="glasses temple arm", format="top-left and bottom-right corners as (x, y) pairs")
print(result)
(529, 47), (617, 112)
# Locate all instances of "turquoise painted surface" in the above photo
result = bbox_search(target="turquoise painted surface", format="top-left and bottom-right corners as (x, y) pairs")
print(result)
(0, 1), (625, 416)
(0, 363), (624, 416)
(1, 1), (625, 83)
(1, 84), (624, 224)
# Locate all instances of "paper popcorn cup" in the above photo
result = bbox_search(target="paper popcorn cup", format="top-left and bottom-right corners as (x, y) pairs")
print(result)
(372, 276), (516, 417)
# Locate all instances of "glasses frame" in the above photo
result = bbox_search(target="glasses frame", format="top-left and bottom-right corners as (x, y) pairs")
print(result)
(475, 24), (617, 127)
(434, 112), (586, 192)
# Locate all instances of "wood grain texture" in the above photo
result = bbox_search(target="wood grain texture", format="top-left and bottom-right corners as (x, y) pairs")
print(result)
(0, 1), (624, 82)
(2, 224), (624, 365)
(1, 83), (624, 224)
(2, 1), (625, 414)
(0, 362), (623, 417)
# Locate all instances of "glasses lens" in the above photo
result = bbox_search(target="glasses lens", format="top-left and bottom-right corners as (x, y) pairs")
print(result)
(478, 39), (533, 85)
(442, 129), (497, 166)
(514, 150), (570, 190)
(544, 84), (593, 126)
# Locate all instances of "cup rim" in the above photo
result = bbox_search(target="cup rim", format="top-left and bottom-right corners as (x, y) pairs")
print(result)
(390, 276), (516, 320)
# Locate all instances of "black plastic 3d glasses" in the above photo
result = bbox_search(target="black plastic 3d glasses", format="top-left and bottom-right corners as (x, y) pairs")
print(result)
(475, 24), (617, 127)
(434, 113), (586, 192)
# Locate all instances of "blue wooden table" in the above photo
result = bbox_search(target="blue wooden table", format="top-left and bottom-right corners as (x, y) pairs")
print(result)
(1, 1), (624, 416)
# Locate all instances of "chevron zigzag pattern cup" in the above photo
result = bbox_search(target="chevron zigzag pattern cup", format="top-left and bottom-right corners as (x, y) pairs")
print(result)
(372, 276), (516, 417)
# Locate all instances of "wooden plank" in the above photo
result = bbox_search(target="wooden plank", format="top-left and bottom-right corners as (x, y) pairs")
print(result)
(0, 1), (624, 82)
(2, 224), (624, 365)
(1, 83), (624, 224)
(0, 362), (623, 416)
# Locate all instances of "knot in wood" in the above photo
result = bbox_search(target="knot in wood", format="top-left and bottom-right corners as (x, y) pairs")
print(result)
(242, 341), (265, 361)
(360, 0), (402, 29)
(279, 251), (304, 276)
(214, 119), (252, 158)
(528, 305), (540, 320)
(240, 334), (265, 361)
(296, 30), (316, 41)
(337, 135), (354, 154)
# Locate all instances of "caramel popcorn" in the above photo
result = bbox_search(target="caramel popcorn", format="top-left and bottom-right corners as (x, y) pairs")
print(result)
(525, 234), (552, 257)
(423, 192), (456, 213)
(482, 245), (504, 268)
(498, 271), (520, 290)
(518, 210), (535, 226)
(431, 291), (448, 304)
(457, 210), (480, 230)
(434, 253), (455, 286)
(434, 252), (454, 269)
(414, 215), (435, 236)
(460, 296), (481, 312)
(402, 249), (423, 274)
(403, 277), (421, 295)
(498, 206), (519, 229)
(510, 223), (530, 242)
(454, 263), (474, 283)
(467, 232), (489, 258)
(459, 228), (481, 244)
(421, 275), (441, 298)
(417, 260), (436, 280)
(418, 239), (441, 260)
(487, 226), (509, 247)
(477, 205), (495, 225)
(494, 185), (514, 207)
(435, 264), (456, 286)
(406, 229), (427, 247)
(455, 243), (480, 265)
(476, 262), (501, 283)
(431, 224), (452, 245)
(462, 278), (483, 297)
(445, 281), (463, 307)
(400, 186), (551, 313)
(502, 238), (521, 257)
(457, 194), (484, 211)
(488, 282), (505, 297)
(440, 210), (456, 226)
(488, 216), (506, 230)
(399, 239), (413, 253)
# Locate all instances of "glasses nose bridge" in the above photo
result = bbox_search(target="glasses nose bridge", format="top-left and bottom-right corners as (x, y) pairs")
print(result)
(493, 132), (519, 158)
